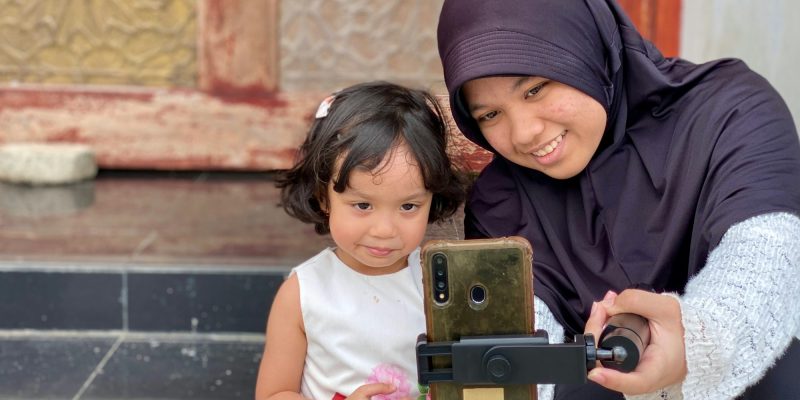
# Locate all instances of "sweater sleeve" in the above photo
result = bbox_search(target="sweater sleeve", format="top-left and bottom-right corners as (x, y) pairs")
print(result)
(534, 295), (564, 400)
(626, 212), (800, 400)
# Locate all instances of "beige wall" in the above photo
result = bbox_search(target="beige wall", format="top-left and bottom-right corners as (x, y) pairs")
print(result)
(681, 1), (800, 129)
(279, 0), (445, 94)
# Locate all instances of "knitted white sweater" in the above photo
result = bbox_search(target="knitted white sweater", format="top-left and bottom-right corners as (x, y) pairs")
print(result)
(535, 212), (800, 400)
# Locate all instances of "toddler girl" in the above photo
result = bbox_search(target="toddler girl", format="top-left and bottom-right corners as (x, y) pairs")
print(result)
(255, 81), (466, 400)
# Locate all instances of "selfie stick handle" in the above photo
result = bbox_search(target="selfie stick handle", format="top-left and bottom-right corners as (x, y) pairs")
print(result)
(596, 313), (650, 372)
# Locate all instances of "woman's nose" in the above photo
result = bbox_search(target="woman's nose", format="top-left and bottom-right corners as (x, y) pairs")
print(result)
(510, 113), (545, 150)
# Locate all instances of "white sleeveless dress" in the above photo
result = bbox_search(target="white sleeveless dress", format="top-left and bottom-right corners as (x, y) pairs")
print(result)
(294, 247), (425, 400)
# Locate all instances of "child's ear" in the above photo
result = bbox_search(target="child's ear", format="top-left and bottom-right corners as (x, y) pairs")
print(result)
(317, 197), (329, 216)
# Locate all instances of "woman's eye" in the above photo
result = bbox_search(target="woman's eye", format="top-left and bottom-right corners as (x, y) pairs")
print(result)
(525, 82), (548, 99)
(477, 110), (499, 122)
(400, 203), (418, 211)
(354, 202), (371, 211)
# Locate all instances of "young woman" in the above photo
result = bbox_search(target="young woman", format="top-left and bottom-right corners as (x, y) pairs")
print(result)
(437, 0), (800, 399)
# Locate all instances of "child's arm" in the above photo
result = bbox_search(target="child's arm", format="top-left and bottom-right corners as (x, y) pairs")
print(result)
(255, 274), (308, 400)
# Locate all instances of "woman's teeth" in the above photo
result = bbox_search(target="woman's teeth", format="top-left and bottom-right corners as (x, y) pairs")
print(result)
(533, 134), (564, 157)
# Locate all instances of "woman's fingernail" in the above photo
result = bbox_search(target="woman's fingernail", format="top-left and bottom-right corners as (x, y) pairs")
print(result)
(601, 291), (616, 306)
(591, 302), (597, 313)
(588, 369), (605, 384)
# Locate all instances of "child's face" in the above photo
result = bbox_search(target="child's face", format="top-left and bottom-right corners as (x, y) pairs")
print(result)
(326, 144), (433, 275)
(462, 75), (607, 179)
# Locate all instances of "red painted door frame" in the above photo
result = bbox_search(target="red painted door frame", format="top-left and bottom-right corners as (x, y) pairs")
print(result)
(618, 0), (681, 57)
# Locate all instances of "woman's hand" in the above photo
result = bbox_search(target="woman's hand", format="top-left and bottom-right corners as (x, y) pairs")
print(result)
(345, 383), (409, 400)
(584, 289), (688, 395)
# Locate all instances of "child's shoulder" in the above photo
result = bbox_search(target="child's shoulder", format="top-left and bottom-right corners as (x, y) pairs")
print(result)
(291, 247), (337, 275)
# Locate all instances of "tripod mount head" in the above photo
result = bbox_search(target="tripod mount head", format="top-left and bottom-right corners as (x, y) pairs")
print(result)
(416, 313), (650, 385)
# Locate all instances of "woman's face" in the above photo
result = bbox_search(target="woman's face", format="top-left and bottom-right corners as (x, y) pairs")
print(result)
(462, 76), (607, 179)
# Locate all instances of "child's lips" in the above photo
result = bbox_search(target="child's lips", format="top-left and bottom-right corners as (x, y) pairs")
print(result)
(366, 246), (393, 257)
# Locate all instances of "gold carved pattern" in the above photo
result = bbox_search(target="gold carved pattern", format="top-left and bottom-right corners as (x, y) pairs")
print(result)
(280, 0), (446, 93)
(0, 0), (197, 87)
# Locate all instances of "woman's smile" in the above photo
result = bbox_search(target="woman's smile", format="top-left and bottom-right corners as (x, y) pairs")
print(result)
(532, 132), (565, 157)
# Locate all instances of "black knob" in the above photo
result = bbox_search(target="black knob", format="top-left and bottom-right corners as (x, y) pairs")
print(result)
(486, 355), (511, 382)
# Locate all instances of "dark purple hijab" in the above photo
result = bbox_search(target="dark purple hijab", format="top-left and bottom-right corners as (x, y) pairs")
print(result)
(438, 0), (800, 335)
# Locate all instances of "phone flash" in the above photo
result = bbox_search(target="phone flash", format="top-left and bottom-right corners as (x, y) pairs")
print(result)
(438, 293), (445, 300)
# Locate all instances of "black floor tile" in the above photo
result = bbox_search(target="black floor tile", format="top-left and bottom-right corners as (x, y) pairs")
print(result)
(0, 335), (117, 399)
(81, 336), (263, 400)
(0, 271), (122, 330)
(127, 272), (284, 333)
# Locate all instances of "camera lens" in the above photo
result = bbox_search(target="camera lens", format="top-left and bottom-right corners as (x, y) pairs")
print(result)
(434, 254), (445, 265)
(437, 281), (446, 290)
(435, 268), (445, 277)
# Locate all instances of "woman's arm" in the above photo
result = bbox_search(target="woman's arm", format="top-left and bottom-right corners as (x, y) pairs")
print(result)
(669, 212), (800, 399)
(255, 274), (309, 400)
(589, 212), (800, 399)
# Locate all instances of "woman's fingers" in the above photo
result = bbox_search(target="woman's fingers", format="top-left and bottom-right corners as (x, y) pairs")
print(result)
(587, 289), (687, 395)
(584, 301), (605, 339)
(588, 350), (664, 394)
(604, 289), (671, 322)
(584, 290), (617, 337)
(584, 291), (617, 369)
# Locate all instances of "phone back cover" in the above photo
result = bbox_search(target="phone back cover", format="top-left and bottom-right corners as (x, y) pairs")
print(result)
(422, 237), (535, 400)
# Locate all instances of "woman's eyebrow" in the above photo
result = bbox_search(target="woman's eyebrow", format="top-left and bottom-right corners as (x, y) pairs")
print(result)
(469, 102), (486, 113)
(511, 76), (536, 92)
(468, 76), (538, 113)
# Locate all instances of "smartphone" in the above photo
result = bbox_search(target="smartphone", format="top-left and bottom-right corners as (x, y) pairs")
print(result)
(421, 236), (536, 400)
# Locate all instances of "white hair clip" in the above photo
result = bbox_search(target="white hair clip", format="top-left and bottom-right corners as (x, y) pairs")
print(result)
(315, 94), (336, 119)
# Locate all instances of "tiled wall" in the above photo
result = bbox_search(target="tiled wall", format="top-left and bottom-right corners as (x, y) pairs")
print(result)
(0, 266), (284, 333)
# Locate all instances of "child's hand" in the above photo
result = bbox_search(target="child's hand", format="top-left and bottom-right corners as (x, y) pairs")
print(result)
(345, 383), (409, 400)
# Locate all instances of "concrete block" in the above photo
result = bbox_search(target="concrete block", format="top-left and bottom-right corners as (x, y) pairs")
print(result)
(0, 143), (98, 185)
(0, 181), (95, 217)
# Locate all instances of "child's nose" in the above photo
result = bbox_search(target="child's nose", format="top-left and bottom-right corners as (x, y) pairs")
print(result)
(370, 216), (397, 238)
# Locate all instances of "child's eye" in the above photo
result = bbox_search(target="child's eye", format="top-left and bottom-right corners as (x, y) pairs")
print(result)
(524, 82), (548, 99)
(477, 110), (499, 122)
(400, 203), (418, 211)
(353, 202), (371, 211)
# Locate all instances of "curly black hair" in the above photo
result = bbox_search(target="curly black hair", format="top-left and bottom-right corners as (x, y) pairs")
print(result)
(277, 81), (468, 234)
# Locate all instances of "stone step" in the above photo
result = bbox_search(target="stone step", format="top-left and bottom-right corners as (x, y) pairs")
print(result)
(0, 260), (287, 333)
(0, 329), (264, 399)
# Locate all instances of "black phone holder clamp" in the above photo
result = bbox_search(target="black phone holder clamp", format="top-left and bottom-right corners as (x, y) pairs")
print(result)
(416, 313), (650, 386)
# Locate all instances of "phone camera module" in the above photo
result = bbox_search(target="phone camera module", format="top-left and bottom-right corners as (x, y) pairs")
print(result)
(431, 253), (449, 304)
